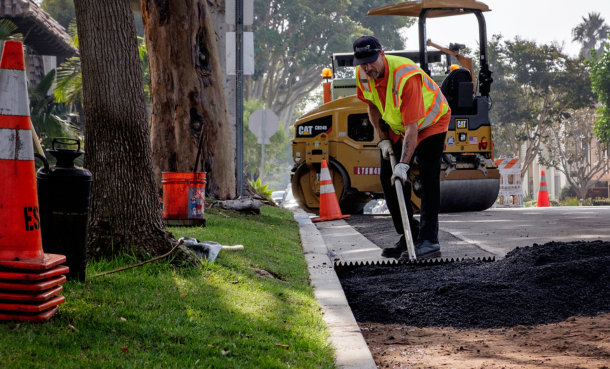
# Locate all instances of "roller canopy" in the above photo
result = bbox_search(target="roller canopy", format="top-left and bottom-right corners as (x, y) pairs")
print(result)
(367, 0), (490, 18)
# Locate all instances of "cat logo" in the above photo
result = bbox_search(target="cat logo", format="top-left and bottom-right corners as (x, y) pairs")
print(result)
(298, 125), (312, 135)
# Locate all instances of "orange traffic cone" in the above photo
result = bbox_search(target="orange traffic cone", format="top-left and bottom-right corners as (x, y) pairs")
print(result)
(536, 170), (551, 207)
(312, 160), (350, 223)
(0, 41), (67, 322)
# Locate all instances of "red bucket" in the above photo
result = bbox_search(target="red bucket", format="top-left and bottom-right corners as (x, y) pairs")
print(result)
(162, 172), (206, 221)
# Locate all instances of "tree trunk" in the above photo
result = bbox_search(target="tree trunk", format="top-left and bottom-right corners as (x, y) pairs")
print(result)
(74, 0), (173, 257)
(141, 0), (235, 200)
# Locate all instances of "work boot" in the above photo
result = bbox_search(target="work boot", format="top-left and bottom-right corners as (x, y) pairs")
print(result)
(381, 235), (406, 258)
(381, 228), (419, 258)
(398, 240), (441, 261)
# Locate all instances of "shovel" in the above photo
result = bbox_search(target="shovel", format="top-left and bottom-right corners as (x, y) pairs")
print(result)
(390, 154), (417, 261)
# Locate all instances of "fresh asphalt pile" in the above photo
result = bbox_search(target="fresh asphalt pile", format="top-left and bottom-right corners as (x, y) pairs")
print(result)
(339, 240), (610, 328)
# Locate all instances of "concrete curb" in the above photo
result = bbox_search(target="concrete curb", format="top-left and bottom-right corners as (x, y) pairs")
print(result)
(294, 209), (377, 369)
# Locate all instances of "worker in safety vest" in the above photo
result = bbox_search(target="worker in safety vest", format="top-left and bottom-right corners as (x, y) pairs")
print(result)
(354, 36), (451, 260)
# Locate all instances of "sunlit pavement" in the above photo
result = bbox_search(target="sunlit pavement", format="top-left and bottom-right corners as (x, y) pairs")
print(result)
(439, 206), (610, 258)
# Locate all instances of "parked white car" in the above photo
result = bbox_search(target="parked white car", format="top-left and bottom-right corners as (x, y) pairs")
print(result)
(281, 188), (300, 210)
(271, 190), (285, 206)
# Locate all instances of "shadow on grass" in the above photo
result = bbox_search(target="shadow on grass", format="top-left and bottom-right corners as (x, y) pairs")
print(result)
(0, 207), (334, 369)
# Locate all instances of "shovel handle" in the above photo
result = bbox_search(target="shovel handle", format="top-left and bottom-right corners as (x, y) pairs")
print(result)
(221, 245), (244, 251)
(389, 155), (417, 261)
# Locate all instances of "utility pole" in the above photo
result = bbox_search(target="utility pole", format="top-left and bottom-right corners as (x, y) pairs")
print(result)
(260, 109), (266, 183)
(235, 0), (244, 196)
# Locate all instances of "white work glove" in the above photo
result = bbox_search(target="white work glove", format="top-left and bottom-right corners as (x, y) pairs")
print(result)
(377, 139), (394, 161)
(391, 162), (410, 187)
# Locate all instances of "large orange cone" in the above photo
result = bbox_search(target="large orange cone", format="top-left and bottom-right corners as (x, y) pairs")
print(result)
(537, 170), (551, 207)
(312, 160), (350, 222)
(0, 41), (67, 322)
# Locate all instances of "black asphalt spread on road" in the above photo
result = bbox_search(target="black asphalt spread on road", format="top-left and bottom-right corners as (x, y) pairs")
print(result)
(338, 240), (610, 328)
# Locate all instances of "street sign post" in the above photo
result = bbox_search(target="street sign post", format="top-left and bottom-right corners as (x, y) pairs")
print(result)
(225, 0), (253, 25)
(226, 0), (254, 196)
(226, 32), (254, 75)
(248, 109), (279, 183)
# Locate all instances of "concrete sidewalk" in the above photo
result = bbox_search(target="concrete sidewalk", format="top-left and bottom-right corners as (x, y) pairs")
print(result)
(294, 210), (376, 369)
(314, 219), (387, 264)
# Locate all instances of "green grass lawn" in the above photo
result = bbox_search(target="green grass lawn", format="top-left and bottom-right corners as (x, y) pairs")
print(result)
(0, 206), (335, 369)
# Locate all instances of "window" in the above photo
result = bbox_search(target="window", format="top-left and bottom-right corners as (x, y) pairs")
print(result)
(347, 114), (375, 142)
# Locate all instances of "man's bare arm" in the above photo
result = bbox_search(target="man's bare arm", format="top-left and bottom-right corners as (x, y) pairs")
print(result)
(367, 105), (390, 140)
(400, 122), (418, 164)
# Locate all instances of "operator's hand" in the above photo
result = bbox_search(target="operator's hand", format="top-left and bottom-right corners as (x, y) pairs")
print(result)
(377, 139), (394, 161)
(391, 162), (410, 187)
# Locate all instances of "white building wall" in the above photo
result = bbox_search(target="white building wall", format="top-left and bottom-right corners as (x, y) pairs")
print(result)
(42, 55), (56, 77)
(519, 142), (568, 201)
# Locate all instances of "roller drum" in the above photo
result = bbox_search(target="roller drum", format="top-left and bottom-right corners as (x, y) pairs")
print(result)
(439, 178), (500, 213)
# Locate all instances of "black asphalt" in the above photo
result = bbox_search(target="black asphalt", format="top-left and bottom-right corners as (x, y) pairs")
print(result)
(338, 240), (610, 328)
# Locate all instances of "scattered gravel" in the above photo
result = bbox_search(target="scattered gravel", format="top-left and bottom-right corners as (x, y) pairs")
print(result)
(339, 240), (610, 328)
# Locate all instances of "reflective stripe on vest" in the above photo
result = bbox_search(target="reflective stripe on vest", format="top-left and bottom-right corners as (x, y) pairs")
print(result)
(419, 75), (443, 129)
(392, 64), (421, 107)
(357, 68), (371, 93)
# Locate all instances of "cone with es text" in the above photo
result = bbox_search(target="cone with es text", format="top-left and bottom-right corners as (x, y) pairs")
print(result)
(536, 170), (551, 207)
(0, 41), (67, 322)
(312, 160), (350, 222)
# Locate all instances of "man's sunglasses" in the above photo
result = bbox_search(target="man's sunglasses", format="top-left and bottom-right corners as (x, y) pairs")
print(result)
(354, 47), (382, 55)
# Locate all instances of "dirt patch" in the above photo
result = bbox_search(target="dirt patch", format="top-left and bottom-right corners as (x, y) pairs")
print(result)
(339, 241), (610, 328)
(339, 240), (610, 367)
(361, 314), (610, 368)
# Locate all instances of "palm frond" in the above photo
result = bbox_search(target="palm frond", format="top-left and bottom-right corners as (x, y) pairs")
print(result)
(67, 21), (78, 48)
(0, 19), (18, 41)
(54, 56), (82, 104)
(36, 68), (56, 97)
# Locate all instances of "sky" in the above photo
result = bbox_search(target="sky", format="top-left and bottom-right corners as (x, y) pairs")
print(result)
(398, 0), (610, 57)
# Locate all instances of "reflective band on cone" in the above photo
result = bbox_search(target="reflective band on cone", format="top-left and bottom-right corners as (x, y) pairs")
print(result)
(312, 160), (350, 223)
(537, 170), (551, 207)
(0, 41), (66, 323)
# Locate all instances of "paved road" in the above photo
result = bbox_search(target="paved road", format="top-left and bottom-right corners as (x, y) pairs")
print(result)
(439, 206), (610, 258)
(345, 215), (495, 260)
(331, 207), (610, 262)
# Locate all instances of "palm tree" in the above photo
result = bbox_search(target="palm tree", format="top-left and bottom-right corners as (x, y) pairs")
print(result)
(572, 12), (610, 59)
(29, 69), (81, 164)
(54, 23), (81, 105)
(55, 23), (150, 123)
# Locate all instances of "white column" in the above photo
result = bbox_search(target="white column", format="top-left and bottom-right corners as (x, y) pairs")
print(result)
(548, 166), (554, 200)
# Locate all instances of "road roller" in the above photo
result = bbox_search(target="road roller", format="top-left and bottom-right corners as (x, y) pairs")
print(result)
(290, 0), (500, 214)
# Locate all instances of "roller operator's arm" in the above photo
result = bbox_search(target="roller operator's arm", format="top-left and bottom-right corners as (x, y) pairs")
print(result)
(400, 122), (418, 165)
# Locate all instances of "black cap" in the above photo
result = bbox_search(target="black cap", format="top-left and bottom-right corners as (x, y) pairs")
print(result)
(353, 36), (382, 65)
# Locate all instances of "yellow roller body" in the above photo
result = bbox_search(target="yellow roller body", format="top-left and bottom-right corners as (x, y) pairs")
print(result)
(291, 96), (500, 214)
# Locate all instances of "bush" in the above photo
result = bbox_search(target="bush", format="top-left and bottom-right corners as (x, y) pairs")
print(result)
(550, 200), (560, 206)
(562, 197), (580, 206)
(524, 200), (537, 207)
(559, 185), (577, 201)
(592, 198), (610, 206)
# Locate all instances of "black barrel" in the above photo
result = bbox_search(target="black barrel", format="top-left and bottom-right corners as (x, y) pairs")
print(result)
(36, 138), (92, 281)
